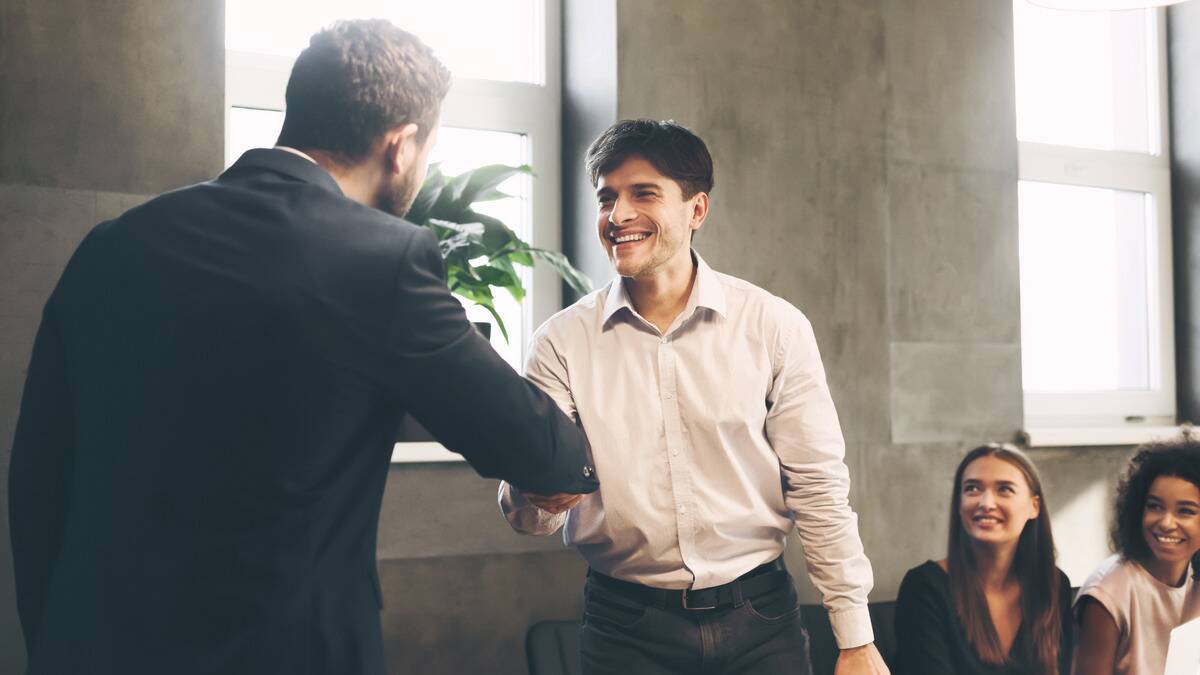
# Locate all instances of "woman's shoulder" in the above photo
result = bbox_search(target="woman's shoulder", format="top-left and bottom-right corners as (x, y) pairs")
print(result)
(1075, 554), (1138, 629)
(898, 560), (950, 597)
(1054, 565), (1073, 591)
(1079, 554), (1135, 594)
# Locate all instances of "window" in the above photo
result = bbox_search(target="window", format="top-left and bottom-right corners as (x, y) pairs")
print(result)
(224, 0), (562, 378)
(1013, 1), (1175, 437)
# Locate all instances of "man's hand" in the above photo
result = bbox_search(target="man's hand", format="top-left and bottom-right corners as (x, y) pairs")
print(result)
(521, 491), (584, 514)
(835, 643), (889, 675)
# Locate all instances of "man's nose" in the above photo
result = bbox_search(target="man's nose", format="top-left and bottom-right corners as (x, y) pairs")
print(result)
(610, 196), (637, 224)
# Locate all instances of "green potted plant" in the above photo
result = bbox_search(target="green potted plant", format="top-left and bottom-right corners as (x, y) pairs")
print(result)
(406, 163), (592, 342)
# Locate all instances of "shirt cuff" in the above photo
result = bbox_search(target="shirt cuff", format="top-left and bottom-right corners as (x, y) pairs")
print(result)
(829, 606), (874, 649)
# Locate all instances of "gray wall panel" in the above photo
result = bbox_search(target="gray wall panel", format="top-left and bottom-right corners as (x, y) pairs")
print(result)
(0, 0), (223, 194)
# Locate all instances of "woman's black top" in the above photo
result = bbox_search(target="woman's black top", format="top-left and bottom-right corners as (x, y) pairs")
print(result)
(893, 560), (1074, 675)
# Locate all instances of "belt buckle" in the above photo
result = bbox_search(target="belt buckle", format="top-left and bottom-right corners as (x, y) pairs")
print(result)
(680, 587), (715, 611)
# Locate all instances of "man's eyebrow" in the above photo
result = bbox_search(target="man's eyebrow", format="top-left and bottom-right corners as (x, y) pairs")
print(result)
(630, 183), (662, 191)
(595, 186), (615, 198)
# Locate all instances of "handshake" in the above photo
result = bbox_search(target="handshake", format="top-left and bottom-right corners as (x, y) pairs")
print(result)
(521, 490), (586, 514)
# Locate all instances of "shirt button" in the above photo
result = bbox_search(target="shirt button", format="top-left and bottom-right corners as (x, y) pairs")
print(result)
(661, 337), (668, 344)
(679, 506), (686, 514)
(671, 449), (679, 457)
(582, 465), (594, 478)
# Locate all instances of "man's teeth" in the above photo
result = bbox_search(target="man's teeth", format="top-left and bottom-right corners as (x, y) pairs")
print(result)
(614, 233), (650, 243)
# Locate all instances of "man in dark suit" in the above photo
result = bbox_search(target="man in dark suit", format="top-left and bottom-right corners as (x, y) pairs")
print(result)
(8, 19), (597, 674)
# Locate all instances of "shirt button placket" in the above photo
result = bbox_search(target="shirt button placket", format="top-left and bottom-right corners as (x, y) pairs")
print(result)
(659, 337), (697, 582)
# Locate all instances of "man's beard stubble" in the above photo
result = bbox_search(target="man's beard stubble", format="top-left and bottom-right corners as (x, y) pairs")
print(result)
(376, 172), (420, 220)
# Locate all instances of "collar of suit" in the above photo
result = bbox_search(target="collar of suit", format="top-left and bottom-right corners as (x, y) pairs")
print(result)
(222, 147), (344, 197)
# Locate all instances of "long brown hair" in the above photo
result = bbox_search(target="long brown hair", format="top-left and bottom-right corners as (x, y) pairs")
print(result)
(946, 444), (1062, 674)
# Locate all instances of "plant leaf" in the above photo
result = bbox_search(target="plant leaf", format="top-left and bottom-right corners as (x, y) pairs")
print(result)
(408, 164), (446, 224)
(449, 164), (532, 208)
(475, 263), (525, 302)
(467, 211), (522, 252)
(477, 302), (509, 343)
(530, 248), (593, 294)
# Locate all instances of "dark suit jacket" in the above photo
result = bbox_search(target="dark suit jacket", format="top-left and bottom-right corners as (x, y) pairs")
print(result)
(8, 149), (598, 674)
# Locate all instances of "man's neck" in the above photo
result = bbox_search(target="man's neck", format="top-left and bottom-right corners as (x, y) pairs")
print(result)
(625, 257), (697, 335)
(297, 148), (378, 207)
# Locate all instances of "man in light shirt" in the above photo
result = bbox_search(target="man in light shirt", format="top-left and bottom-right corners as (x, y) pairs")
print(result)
(499, 120), (887, 674)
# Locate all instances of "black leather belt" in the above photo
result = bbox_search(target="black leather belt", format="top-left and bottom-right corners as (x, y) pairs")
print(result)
(587, 557), (788, 612)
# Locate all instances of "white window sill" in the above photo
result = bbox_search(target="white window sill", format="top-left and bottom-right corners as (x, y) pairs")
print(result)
(1023, 425), (1187, 448)
(390, 442), (463, 463)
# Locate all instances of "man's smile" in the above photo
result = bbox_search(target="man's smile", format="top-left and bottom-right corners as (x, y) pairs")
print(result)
(607, 228), (654, 252)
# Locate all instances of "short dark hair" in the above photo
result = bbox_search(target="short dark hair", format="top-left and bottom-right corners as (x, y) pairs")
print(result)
(1111, 437), (1200, 577)
(277, 19), (451, 163)
(585, 119), (714, 198)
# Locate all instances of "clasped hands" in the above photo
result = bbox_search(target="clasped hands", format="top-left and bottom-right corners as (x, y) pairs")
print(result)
(521, 490), (585, 514)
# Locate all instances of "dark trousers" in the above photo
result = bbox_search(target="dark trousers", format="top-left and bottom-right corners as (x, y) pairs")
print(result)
(579, 563), (812, 675)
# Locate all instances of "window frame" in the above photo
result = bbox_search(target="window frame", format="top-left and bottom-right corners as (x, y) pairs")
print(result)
(1017, 7), (1178, 439)
(224, 1), (563, 462)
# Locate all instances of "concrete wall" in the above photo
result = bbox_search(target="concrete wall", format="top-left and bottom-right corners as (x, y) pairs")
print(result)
(0, 2), (223, 672)
(0, 1), (1151, 674)
(606, 0), (1134, 604)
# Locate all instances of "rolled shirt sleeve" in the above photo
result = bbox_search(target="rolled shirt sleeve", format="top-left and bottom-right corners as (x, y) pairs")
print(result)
(765, 304), (875, 649)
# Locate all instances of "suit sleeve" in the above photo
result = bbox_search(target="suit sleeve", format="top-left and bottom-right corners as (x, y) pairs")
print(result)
(497, 331), (582, 535)
(894, 567), (958, 675)
(8, 298), (75, 654)
(385, 228), (598, 496)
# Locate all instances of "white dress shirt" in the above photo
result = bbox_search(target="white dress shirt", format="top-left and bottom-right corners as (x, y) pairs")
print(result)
(498, 253), (875, 648)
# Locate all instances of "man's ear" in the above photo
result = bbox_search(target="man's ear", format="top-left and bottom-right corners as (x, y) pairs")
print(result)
(689, 192), (710, 233)
(382, 123), (421, 175)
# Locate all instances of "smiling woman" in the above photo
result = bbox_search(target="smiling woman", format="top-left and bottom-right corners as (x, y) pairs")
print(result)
(893, 444), (1074, 675)
(1073, 439), (1200, 675)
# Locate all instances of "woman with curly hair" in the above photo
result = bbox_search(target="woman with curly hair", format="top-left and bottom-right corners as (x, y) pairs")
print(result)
(1074, 438), (1200, 675)
(894, 444), (1072, 675)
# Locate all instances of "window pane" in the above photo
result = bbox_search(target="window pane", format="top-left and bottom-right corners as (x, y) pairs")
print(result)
(1018, 181), (1153, 393)
(228, 107), (285, 166)
(1013, 1), (1156, 152)
(226, 0), (541, 84)
(429, 128), (530, 371)
(225, 110), (530, 368)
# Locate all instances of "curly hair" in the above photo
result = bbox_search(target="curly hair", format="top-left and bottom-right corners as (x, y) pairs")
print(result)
(1111, 437), (1200, 577)
(277, 19), (452, 162)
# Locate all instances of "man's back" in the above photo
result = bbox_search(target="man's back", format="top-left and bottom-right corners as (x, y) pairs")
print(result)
(9, 150), (596, 674)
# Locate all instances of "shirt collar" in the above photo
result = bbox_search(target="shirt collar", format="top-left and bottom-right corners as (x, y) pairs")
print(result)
(274, 145), (318, 164)
(219, 147), (343, 197)
(600, 250), (728, 326)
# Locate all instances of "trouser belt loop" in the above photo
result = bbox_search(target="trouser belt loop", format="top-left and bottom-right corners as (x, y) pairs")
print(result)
(730, 576), (746, 608)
